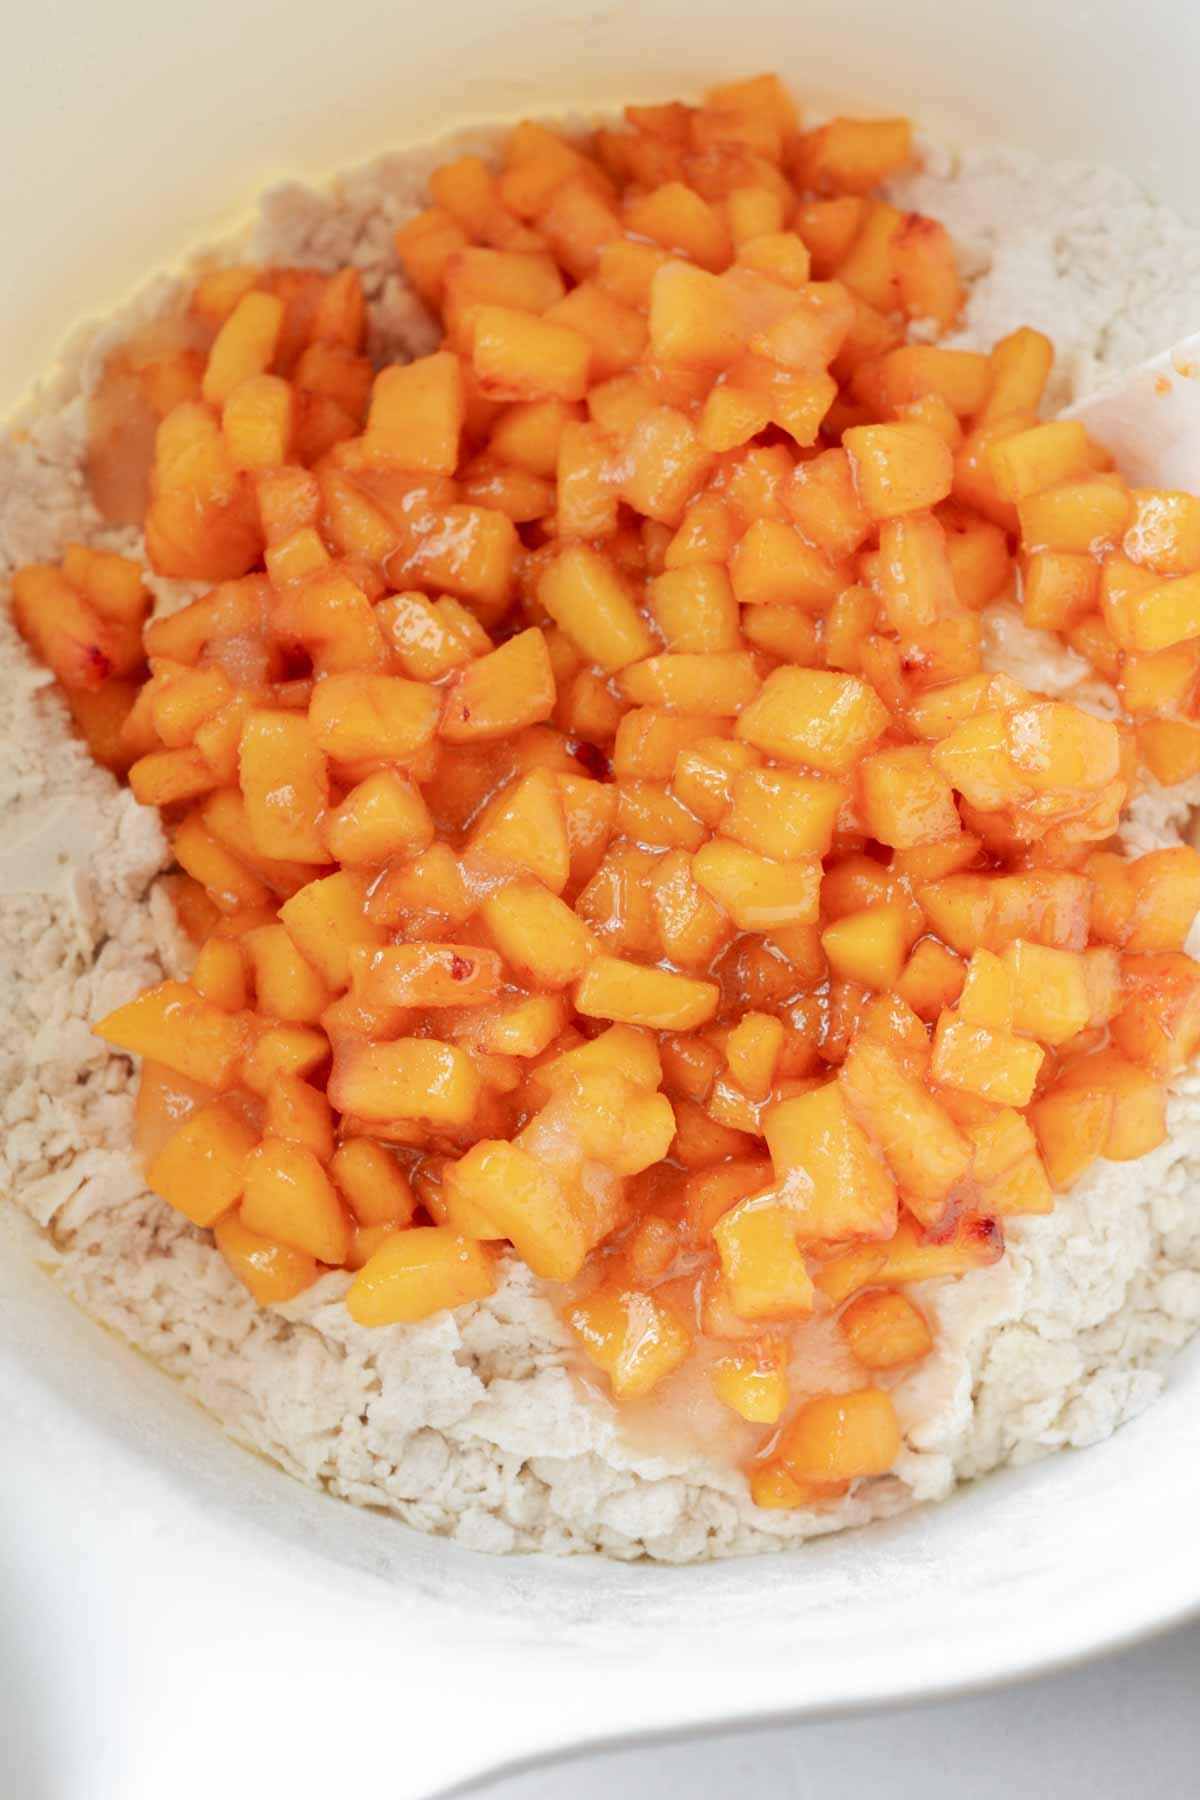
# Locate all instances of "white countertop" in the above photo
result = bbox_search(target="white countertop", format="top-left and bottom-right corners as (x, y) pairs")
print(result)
(480, 1619), (1200, 1799)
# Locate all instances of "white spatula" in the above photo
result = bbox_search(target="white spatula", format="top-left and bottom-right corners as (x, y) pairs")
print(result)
(1065, 330), (1200, 484)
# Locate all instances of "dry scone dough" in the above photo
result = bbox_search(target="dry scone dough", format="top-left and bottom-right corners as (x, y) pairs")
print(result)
(4, 125), (1200, 1562)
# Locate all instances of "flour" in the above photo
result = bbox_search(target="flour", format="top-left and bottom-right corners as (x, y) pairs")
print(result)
(4, 123), (1200, 1561)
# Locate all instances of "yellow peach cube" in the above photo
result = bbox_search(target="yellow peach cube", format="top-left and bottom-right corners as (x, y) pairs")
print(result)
(1002, 941), (1091, 1045)
(776, 1387), (900, 1481)
(843, 421), (954, 518)
(566, 1284), (692, 1398)
(202, 291), (284, 406)
(711, 1346), (790, 1424)
(328, 1038), (483, 1126)
(931, 1012), (1045, 1107)
(539, 545), (655, 672)
(214, 1212), (318, 1305)
(763, 1081), (898, 1241)
(736, 667), (890, 772)
(363, 351), (464, 472)
(480, 880), (594, 988)
(713, 1192), (815, 1322)
(692, 838), (821, 929)
(329, 1139), (416, 1229)
(146, 1097), (258, 1227)
(238, 710), (329, 862)
(839, 1037), (970, 1229)
(839, 1291), (933, 1369)
(279, 872), (382, 992)
(575, 955), (719, 1031)
(820, 903), (908, 990)
(241, 1136), (351, 1265)
(857, 744), (960, 850)
(347, 1228), (496, 1325)
(472, 304), (591, 402)
(618, 651), (761, 715)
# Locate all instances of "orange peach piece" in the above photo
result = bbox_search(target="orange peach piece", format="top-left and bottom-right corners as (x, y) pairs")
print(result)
(356, 943), (504, 1009)
(444, 1139), (591, 1279)
(146, 1097), (258, 1227)
(575, 956), (719, 1031)
(94, 980), (248, 1089)
(279, 871), (382, 992)
(713, 1193), (815, 1322)
(764, 1080), (898, 1241)
(736, 667), (890, 772)
(839, 1291), (933, 1369)
(711, 1346), (790, 1425)
(241, 1136), (351, 1264)
(480, 880), (594, 989)
(539, 545), (656, 672)
(839, 1037), (971, 1229)
(931, 1011), (1045, 1107)
(329, 1038), (483, 1126)
(843, 421), (954, 518)
(566, 1284), (692, 1399)
(347, 1228), (496, 1326)
(214, 1212), (318, 1305)
(776, 1388), (901, 1482)
(363, 351), (464, 472)
(329, 1139), (417, 1230)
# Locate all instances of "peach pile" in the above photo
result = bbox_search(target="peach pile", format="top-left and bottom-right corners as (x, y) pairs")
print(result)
(13, 76), (1200, 1509)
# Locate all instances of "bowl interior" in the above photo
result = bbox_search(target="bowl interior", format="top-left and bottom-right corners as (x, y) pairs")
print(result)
(4, 0), (1200, 1787)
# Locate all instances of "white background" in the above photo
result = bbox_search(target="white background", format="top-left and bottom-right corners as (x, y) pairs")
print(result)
(479, 1620), (1200, 1799)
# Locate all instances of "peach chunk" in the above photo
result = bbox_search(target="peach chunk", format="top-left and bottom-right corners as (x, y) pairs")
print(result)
(839, 1291), (933, 1369)
(931, 1011), (1045, 1107)
(444, 1139), (593, 1279)
(838, 1038), (970, 1230)
(347, 1228), (497, 1325)
(214, 1213), (318, 1305)
(328, 1038), (483, 1125)
(146, 1098), (258, 1227)
(241, 1135), (351, 1264)
(713, 1192), (816, 1322)
(575, 956), (719, 1030)
(857, 745), (960, 850)
(566, 1285), (692, 1398)
(1111, 952), (1200, 1077)
(711, 1345), (790, 1425)
(94, 980), (248, 1089)
(329, 1139), (416, 1229)
(763, 1081), (898, 1241)
(775, 1388), (901, 1482)
(736, 668), (890, 772)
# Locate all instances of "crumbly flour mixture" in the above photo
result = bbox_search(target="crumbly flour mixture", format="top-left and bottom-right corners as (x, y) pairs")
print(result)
(4, 126), (1200, 1561)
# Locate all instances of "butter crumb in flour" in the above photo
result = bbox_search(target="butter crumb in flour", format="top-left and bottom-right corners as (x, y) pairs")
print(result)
(3, 129), (1200, 1560)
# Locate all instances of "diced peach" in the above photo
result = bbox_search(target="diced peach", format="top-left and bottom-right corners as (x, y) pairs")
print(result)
(858, 745), (959, 850)
(329, 1137), (417, 1238)
(711, 1344), (789, 1424)
(95, 980), (248, 1089)
(539, 545), (655, 672)
(347, 1227), (496, 1325)
(265, 1074), (334, 1162)
(238, 709), (329, 861)
(839, 1037), (970, 1228)
(1111, 952), (1200, 1077)
(329, 1038), (483, 1125)
(1018, 477), (1132, 554)
(776, 1387), (900, 1481)
(240, 1136), (350, 1264)
(737, 667), (890, 772)
(575, 955), (718, 1030)
(840, 1291), (933, 1369)
(355, 942), (504, 1010)
(713, 1192), (815, 1322)
(214, 1212), (318, 1305)
(245, 924), (331, 1024)
(763, 1080), (897, 1241)
(146, 1097), (258, 1227)
(566, 1284), (692, 1398)
(692, 838), (820, 929)
(729, 517), (845, 612)
(1002, 941), (1091, 1045)
(363, 351), (464, 471)
(467, 768), (570, 892)
(895, 938), (965, 1022)
(279, 871), (382, 992)
(202, 291), (284, 407)
(931, 1011), (1045, 1107)
(617, 405), (714, 525)
(844, 422), (953, 519)
(821, 903), (908, 990)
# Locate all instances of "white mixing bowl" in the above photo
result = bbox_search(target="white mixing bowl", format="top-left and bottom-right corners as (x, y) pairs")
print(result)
(3, 2), (1200, 1793)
